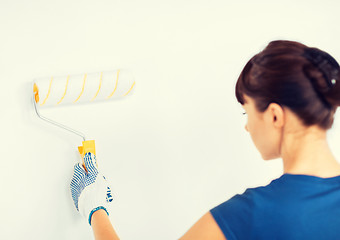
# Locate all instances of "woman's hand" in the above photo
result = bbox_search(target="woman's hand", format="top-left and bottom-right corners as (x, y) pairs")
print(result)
(70, 152), (113, 225)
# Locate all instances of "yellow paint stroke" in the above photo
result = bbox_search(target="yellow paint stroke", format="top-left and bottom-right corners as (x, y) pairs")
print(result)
(40, 77), (53, 106)
(107, 70), (120, 99)
(74, 73), (87, 103)
(57, 75), (70, 105)
(91, 72), (103, 101)
(123, 81), (135, 96)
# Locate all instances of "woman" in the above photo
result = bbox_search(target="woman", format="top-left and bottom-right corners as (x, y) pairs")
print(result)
(70, 40), (340, 239)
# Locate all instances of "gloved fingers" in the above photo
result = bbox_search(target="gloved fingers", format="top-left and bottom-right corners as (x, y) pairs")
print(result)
(70, 163), (86, 210)
(71, 164), (86, 193)
(75, 162), (86, 174)
(84, 152), (98, 175)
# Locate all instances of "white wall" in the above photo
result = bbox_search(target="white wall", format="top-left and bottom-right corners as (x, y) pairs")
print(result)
(1, 0), (340, 239)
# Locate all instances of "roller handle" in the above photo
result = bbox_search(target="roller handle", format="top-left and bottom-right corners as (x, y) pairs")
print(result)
(78, 140), (97, 172)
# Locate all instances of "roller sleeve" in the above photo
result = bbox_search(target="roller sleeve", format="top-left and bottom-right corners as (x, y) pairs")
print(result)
(33, 69), (135, 107)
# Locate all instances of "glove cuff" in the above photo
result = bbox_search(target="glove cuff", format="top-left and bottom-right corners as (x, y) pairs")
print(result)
(78, 174), (111, 223)
(88, 206), (109, 225)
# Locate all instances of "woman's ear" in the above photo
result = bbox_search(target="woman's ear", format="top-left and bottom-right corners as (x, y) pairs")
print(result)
(267, 103), (285, 128)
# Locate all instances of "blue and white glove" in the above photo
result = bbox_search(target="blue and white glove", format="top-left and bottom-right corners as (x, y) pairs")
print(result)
(70, 152), (113, 225)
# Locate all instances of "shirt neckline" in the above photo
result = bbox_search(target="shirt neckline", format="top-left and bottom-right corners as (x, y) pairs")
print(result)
(281, 173), (340, 184)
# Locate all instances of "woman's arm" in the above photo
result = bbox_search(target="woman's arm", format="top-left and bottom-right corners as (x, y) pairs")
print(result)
(70, 153), (118, 239)
(91, 209), (120, 240)
(179, 212), (226, 240)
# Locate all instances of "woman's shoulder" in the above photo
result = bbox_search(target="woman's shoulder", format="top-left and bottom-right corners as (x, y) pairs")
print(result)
(211, 175), (289, 216)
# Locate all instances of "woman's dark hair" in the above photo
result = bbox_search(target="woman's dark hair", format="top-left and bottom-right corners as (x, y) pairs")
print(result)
(235, 40), (340, 129)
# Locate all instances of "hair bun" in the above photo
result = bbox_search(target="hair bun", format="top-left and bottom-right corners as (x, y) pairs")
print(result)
(303, 48), (339, 85)
(303, 47), (340, 108)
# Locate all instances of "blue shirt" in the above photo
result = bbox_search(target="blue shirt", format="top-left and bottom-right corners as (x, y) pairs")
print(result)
(210, 174), (340, 240)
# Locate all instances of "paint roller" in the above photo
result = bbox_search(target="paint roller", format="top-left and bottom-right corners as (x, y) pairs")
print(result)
(32, 69), (135, 170)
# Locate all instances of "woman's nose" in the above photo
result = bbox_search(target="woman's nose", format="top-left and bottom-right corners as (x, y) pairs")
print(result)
(245, 124), (249, 132)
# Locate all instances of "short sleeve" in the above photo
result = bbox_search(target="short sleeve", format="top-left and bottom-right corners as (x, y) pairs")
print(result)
(210, 190), (255, 240)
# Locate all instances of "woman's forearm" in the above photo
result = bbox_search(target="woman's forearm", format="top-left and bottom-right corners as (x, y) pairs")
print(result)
(91, 209), (120, 240)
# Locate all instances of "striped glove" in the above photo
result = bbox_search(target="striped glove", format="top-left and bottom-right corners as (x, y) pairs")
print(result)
(70, 152), (114, 225)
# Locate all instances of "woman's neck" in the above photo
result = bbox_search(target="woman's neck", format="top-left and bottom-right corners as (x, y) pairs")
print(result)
(281, 126), (340, 178)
